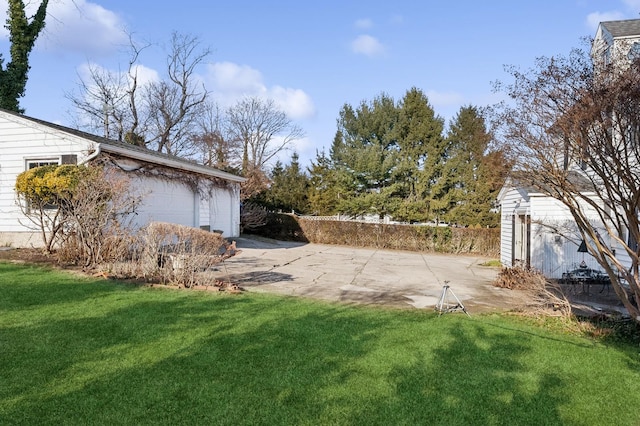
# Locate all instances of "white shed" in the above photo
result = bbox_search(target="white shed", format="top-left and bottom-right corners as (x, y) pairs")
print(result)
(497, 179), (612, 279)
(0, 109), (245, 248)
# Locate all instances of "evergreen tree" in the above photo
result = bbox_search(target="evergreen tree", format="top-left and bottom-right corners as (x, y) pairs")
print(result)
(264, 153), (309, 213)
(0, 0), (49, 112)
(390, 87), (445, 222)
(307, 149), (340, 215)
(330, 94), (399, 216)
(438, 106), (507, 227)
(328, 90), (448, 221)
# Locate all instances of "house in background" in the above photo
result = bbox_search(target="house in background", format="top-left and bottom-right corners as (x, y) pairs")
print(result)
(0, 109), (245, 248)
(591, 18), (640, 68)
(498, 18), (640, 279)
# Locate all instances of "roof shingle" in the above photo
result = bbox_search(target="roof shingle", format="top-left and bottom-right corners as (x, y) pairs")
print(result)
(601, 19), (640, 38)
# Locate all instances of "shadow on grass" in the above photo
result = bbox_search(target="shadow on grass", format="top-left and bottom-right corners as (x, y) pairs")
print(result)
(2, 267), (638, 424)
(0, 263), (120, 310)
(363, 322), (569, 425)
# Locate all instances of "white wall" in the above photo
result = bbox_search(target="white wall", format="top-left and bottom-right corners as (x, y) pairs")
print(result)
(131, 175), (197, 229)
(531, 196), (614, 278)
(0, 113), (94, 247)
(207, 185), (241, 237)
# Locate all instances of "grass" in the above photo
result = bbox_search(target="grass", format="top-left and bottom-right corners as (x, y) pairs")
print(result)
(480, 259), (502, 267)
(1, 263), (640, 425)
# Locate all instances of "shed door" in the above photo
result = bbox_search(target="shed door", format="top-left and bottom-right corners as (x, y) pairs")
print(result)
(512, 214), (531, 267)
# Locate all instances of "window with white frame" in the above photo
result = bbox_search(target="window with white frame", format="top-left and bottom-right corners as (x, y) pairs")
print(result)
(26, 158), (60, 170)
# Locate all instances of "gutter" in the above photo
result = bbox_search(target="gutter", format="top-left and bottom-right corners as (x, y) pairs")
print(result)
(79, 144), (101, 165)
(98, 143), (246, 183)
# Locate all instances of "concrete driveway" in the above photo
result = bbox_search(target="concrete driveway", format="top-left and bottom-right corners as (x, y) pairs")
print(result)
(213, 236), (526, 313)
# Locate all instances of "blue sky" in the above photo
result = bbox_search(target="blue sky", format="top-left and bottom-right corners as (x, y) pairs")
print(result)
(2, 0), (640, 167)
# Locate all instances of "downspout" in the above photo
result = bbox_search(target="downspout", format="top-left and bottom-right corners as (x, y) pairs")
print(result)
(80, 143), (102, 165)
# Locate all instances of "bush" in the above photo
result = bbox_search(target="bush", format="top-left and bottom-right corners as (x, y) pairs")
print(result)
(494, 266), (571, 317)
(15, 164), (141, 261)
(245, 212), (309, 242)
(15, 165), (89, 252)
(134, 222), (227, 287)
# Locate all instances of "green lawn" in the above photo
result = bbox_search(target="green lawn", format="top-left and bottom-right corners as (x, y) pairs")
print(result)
(1, 263), (639, 425)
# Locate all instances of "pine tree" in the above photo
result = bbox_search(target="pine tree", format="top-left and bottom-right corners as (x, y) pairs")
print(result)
(330, 94), (398, 216)
(439, 106), (507, 227)
(264, 153), (309, 213)
(307, 150), (340, 215)
(390, 87), (445, 222)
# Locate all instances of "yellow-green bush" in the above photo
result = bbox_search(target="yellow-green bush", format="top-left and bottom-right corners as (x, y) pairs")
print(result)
(15, 164), (86, 204)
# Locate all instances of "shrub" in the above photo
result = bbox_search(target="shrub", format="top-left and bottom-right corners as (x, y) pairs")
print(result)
(134, 222), (226, 287)
(494, 266), (571, 317)
(15, 165), (88, 252)
(15, 165), (140, 263)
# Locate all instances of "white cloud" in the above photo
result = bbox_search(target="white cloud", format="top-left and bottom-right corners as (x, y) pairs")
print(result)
(584, 0), (640, 32)
(351, 34), (386, 57)
(207, 62), (266, 96)
(355, 18), (373, 29)
(206, 61), (316, 119)
(586, 11), (626, 31)
(25, 0), (128, 56)
(0, 1), (126, 55)
(128, 64), (160, 86)
(77, 62), (159, 86)
(270, 86), (316, 120)
(74, 62), (160, 112)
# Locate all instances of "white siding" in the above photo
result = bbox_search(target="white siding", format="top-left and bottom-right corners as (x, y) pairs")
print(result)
(530, 197), (580, 278)
(0, 113), (95, 245)
(199, 194), (210, 230)
(530, 196), (612, 278)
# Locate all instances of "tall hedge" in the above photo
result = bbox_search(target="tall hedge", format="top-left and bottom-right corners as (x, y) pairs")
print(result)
(248, 213), (500, 257)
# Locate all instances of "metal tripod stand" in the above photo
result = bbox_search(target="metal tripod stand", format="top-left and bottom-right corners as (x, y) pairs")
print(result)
(435, 281), (470, 316)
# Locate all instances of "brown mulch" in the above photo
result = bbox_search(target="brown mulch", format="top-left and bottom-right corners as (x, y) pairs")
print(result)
(0, 248), (58, 265)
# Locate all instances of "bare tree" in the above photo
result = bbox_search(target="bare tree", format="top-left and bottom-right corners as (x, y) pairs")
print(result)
(68, 32), (210, 157)
(66, 33), (150, 142)
(226, 97), (304, 174)
(67, 62), (129, 139)
(62, 166), (141, 267)
(494, 46), (640, 322)
(145, 32), (210, 156)
(14, 164), (140, 260)
(193, 102), (240, 171)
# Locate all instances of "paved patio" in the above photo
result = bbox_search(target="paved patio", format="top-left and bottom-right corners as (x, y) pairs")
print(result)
(211, 236), (528, 313)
